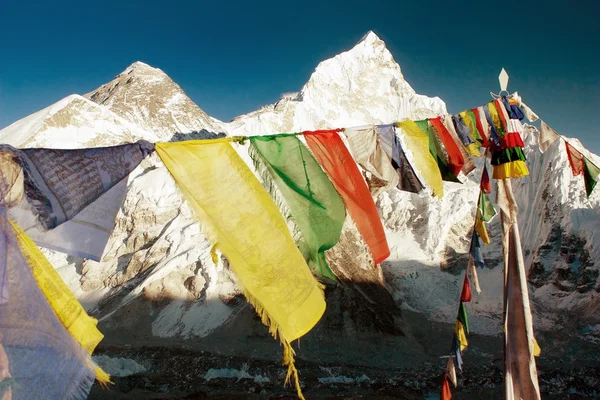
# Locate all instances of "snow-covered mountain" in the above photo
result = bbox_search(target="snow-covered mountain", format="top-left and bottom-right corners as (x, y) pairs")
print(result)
(1, 31), (599, 366)
(85, 61), (226, 140)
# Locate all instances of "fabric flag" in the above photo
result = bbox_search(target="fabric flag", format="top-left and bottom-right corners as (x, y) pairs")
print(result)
(467, 255), (482, 294)
(460, 110), (485, 146)
(451, 335), (463, 370)
(494, 99), (509, 132)
(9, 219), (110, 385)
(447, 357), (457, 387)
(442, 116), (476, 175)
(470, 230), (485, 269)
(501, 96), (518, 120)
(249, 135), (346, 281)
(0, 212), (97, 399)
(565, 141), (584, 176)
(476, 106), (492, 142)
(376, 125), (424, 193)
(483, 104), (501, 146)
(0, 150), (25, 304)
(457, 302), (469, 334)
(156, 140), (326, 399)
(460, 274), (472, 303)
(479, 192), (496, 223)
(471, 108), (490, 147)
(441, 375), (453, 400)
(584, 156), (600, 197)
(343, 126), (400, 196)
(539, 121), (560, 153)
(513, 92), (539, 122)
(429, 117), (465, 177)
(451, 115), (475, 147)
(304, 130), (390, 264)
(396, 121), (444, 197)
(481, 166), (491, 194)
(455, 321), (468, 351)
(414, 120), (459, 182)
(4, 141), (154, 261)
(497, 179), (541, 400)
(533, 338), (541, 357)
(474, 215), (490, 245)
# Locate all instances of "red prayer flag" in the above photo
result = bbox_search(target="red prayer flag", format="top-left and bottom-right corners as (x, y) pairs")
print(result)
(461, 274), (472, 302)
(481, 166), (491, 194)
(565, 141), (584, 176)
(494, 99), (508, 132)
(471, 108), (490, 147)
(304, 129), (390, 264)
(441, 376), (453, 400)
(429, 117), (465, 177)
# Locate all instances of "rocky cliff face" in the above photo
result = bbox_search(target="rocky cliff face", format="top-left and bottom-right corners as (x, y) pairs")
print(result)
(85, 61), (226, 140)
(1, 32), (599, 363)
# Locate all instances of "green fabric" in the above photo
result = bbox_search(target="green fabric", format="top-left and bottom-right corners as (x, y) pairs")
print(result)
(491, 146), (527, 165)
(479, 192), (496, 222)
(584, 156), (600, 197)
(457, 302), (469, 334)
(414, 120), (460, 183)
(250, 135), (346, 281)
(466, 109), (484, 143)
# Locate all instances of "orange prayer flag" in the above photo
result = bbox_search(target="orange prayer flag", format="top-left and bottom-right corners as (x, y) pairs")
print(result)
(441, 375), (453, 400)
(304, 130), (390, 264)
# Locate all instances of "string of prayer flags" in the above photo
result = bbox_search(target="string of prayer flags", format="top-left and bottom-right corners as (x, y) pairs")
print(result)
(539, 121), (560, 153)
(396, 121), (444, 197)
(156, 140), (326, 399)
(249, 135), (346, 281)
(343, 125), (399, 196)
(304, 129), (390, 264)
(376, 125), (424, 193)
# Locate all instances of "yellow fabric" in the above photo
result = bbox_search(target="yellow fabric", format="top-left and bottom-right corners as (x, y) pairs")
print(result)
(466, 143), (481, 157)
(455, 320), (468, 351)
(533, 338), (541, 357)
(8, 219), (110, 386)
(492, 160), (530, 179)
(487, 102), (504, 135)
(397, 121), (444, 197)
(475, 215), (490, 245)
(156, 141), (326, 399)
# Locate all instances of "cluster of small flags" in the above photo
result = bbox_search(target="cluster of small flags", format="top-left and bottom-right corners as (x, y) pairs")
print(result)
(441, 168), (494, 399)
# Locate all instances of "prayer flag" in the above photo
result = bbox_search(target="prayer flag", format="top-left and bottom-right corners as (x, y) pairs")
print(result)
(584, 156), (600, 197)
(376, 125), (424, 193)
(539, 121), (560, 153)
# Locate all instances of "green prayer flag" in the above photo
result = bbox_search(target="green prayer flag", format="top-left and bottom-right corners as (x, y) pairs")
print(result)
(478, 192), (497, 222)
(457, 302), (469, 334)
(250, 135), (346, 281)
(466, 109), (484, 143)
(583, 156), (600, 198)
(415, 120), (460, 183)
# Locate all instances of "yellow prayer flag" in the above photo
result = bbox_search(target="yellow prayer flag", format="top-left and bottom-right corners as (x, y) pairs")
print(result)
(156, 141), (326, 399)
(533, 338), (541, 357)
(9, 219), (111, 386)
(475, 215), (491, 245)
(455, 320), (469, 351)
(397, 121), (444, 198)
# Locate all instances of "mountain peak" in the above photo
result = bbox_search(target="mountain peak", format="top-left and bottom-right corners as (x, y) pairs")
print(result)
(359, 30), (382, 45)
(124, 61), (165, 77)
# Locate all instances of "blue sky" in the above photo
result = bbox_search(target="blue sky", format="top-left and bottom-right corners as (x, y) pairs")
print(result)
(1, 0), (599, 153)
